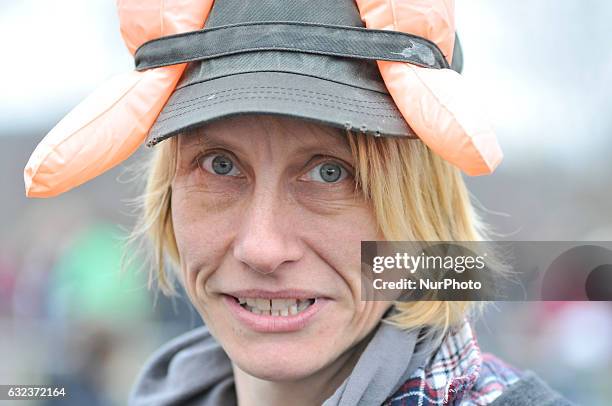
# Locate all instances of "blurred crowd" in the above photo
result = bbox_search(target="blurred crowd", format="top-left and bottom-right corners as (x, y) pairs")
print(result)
(0, 150), (203, 404)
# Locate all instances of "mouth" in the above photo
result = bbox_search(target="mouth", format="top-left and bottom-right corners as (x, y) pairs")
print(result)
(222, 292), (330, 333)
(232, 296), (316, 316)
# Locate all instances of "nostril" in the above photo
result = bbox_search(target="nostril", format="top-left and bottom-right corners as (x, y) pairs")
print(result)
(247, 264), (277, 276)
(234, 243), (298, 275)
(232, 213), (304, 274)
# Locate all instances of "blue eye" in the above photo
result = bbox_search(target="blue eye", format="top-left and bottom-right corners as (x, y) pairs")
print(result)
(200, 153), (241, 176)
(306, 162), (348, 183)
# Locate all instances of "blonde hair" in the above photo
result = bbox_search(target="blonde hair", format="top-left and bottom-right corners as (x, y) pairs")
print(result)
(124, 123), (490, 334)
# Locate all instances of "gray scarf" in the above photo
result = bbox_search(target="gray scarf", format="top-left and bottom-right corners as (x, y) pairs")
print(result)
(129, 320), (437, 406)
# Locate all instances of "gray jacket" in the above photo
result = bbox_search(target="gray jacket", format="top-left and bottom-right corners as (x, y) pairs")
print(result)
(129, 324), (574, 405)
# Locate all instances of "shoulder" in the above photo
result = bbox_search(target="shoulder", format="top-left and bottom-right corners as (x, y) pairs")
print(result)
(383, 321), (573, 405)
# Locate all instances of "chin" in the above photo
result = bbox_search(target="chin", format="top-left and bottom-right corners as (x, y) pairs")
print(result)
(228, 338), (332, 382)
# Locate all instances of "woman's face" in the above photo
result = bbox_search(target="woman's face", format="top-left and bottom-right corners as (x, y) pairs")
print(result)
(171, 115), (392, 381)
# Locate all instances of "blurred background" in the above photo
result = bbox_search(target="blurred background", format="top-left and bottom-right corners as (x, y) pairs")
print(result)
(0, 0), (610, 404)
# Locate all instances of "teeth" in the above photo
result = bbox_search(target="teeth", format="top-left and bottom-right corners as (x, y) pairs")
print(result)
(237, 297), (315, 316)
(272, 298), (297, 310)
(256, 298), (271, 310)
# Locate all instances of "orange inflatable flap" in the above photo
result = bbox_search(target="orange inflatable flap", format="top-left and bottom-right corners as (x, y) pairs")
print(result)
(356, 0), (503, 175)
(24, 67), (183, 197)
(23, 0), (214, 198)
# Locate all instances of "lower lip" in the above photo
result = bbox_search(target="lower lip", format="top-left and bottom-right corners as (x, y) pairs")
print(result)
(222, 295), (330, 333)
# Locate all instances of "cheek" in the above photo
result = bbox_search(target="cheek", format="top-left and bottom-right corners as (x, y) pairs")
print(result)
(303, 205), (391, 331)
(171, 185), (239, 297)
(302, 205), (382, 296)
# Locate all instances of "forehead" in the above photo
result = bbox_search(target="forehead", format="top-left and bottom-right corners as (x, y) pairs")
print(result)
(178, 114), (349, 152)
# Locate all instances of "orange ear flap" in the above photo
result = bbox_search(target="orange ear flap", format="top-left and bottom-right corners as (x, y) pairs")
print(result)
(24, 66), (184, 197)
(356, 0), (503, 175)
(24, 0), (214, 197)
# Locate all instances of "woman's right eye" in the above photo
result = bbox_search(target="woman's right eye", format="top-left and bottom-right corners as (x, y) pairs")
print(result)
(198, 153), (242, 177)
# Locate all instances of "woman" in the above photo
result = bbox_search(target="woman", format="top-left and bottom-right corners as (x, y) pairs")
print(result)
(125, 0), (573, 401)
(126, 115), (571, 404)
(25, 0), (573, 404)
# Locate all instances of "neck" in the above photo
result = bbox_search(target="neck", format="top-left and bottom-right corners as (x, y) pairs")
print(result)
(232, 335), (371, 406)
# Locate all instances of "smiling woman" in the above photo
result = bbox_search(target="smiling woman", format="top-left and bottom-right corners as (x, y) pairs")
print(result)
(143, 116), (470, 364)
(123, 107), (572, 405)
(20, 0), (572, 403)
(128, 113), (490, 404)
(136, 113), (480, 327)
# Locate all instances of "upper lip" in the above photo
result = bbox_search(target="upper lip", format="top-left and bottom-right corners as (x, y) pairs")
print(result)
(223, 289), (329, 300)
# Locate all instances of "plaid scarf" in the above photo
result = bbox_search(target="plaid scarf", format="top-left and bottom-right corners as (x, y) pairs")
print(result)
(383, 320), (522, 405)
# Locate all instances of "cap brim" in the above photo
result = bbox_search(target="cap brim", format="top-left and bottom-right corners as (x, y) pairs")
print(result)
(146, 71), (416, 146)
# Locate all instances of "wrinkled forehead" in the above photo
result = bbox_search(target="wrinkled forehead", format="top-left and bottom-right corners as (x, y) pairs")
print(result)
(177, 114), (351, 156)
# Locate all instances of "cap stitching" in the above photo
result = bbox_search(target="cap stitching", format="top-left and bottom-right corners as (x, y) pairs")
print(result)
(155, 93), (403, 124)
(166, 85), (392, 109)
(162, 88), (398, 115)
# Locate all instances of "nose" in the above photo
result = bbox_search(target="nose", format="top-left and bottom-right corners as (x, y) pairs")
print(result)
(232, 186), (303, 275)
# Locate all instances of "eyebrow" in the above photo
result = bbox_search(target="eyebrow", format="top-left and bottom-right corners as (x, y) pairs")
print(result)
(291, 140), (353, 161)
(180, 127), (353, 161)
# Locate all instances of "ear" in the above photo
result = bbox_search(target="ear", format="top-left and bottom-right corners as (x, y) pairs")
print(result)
(356, 0), (502, 175)
(24, 0), (214, 197)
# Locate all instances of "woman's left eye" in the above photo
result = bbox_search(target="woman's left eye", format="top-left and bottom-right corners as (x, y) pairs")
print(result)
(305, 162), (349, 183)
(198, 153), (242, 177)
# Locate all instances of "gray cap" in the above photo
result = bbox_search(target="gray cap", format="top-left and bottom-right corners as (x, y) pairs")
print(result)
(138, 0), (463, 147)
